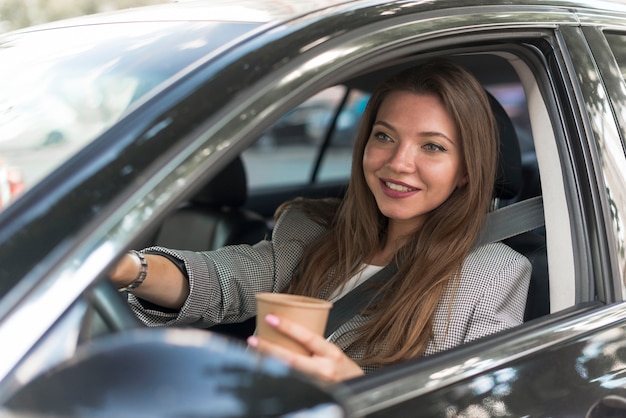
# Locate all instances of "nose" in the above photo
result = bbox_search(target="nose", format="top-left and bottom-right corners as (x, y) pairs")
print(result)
(386, 142), (416, 173)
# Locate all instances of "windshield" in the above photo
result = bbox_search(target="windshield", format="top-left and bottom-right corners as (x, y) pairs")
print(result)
(0, 20), (257, 210)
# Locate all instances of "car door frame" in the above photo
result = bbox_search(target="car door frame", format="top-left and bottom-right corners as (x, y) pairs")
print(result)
(579, 14), (626, 304)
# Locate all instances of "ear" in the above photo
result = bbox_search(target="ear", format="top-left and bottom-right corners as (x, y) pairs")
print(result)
(457, 172), (468, 188)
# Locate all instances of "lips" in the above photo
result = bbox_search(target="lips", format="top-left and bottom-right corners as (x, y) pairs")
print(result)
(384, 181), (417, 192)
(380, 179), (420, 197)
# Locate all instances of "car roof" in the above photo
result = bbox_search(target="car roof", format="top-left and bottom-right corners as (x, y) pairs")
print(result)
(8, 0), (626, 35)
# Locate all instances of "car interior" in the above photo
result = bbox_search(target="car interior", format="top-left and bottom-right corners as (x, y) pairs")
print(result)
(130, 51), (553, 342)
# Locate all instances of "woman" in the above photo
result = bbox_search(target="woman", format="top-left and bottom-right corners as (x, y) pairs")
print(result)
(110, 59), (531, 382)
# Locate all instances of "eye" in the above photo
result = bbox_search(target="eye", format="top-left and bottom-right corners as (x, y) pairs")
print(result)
(423, 143), (446, 152)
(372, 131), (392, 142)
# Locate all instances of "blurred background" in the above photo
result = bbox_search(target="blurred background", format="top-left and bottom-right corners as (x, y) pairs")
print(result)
(0, 0), (167, 33)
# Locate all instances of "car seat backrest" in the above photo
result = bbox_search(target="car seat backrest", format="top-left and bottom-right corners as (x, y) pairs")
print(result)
(153, 156), (269, 251)
(488, 92), (549, 321)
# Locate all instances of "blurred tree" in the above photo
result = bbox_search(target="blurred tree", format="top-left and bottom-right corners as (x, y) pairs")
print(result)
(0, 0), (167, 33)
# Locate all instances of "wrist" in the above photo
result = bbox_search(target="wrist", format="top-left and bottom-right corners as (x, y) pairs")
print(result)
(117, 250), (148, 292)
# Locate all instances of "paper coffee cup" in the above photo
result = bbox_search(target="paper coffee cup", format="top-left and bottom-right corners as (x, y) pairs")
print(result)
(255, 292), (333, 355)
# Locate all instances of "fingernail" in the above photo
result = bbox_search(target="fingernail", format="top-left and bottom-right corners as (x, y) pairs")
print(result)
(247, 336), (258, 347)
(265, 314), (280, 327)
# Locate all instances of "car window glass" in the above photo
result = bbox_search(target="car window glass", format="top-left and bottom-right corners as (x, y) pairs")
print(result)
(242, 86), (369, 189)
(0, 21), (256, 212)
(606, 32), (626, 79)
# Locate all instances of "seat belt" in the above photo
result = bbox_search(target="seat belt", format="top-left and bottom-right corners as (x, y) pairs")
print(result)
(324, 263), (397, 338)
(323, 195), (545, 337)
(477, 196), (544, 245)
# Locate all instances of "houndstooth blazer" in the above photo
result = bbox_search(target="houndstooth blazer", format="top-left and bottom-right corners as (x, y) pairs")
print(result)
(127, 204), (531, 373)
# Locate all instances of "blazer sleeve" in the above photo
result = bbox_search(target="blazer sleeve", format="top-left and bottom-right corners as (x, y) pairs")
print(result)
(126, 205), (326, 328)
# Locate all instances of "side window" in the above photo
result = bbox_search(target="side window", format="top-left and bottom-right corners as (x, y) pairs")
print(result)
(317, 89), (369, 182)
(606, 32), (626, 78)
(241, 86), (369, 191)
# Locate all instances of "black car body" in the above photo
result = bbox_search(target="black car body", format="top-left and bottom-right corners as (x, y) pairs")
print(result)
(2, 0), (626, 416)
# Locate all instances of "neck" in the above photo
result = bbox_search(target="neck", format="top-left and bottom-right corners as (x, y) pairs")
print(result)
(368, 231), (407, 267)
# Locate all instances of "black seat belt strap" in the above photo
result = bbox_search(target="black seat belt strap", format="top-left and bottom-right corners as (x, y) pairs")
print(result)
(324, 263), (397, 338)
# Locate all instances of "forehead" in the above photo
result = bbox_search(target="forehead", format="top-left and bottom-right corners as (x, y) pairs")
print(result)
(376, 91), (457, 131)
(378, 90), (442, 109)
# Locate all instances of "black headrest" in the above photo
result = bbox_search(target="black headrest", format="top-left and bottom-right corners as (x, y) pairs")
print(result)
(489, 93), (523, 200)
(191, 156), (247, 207)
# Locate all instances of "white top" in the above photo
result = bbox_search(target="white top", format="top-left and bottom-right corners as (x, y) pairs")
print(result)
(327, 264), (384, 303)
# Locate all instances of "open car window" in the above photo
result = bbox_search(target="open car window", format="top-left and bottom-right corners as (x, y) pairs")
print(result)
(241, 86), (369, 191)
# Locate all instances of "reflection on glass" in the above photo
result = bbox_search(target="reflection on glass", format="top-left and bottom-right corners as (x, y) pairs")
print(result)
(605, 32), (626, 290)
(0, 20), (256, 211)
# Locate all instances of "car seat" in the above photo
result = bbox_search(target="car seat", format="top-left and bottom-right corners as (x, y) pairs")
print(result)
(488, 93), (550, 321)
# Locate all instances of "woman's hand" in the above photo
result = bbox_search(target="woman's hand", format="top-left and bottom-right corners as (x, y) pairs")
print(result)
(247, 314), (364, 382)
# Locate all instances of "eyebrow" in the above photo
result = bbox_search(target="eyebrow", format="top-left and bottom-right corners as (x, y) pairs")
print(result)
(373, 120), (457, 146)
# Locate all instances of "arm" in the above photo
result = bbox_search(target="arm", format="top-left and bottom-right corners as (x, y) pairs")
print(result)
(109, 205), (327, 328)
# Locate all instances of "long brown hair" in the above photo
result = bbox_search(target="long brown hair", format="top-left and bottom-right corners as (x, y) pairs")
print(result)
(280, 59), (498, 367)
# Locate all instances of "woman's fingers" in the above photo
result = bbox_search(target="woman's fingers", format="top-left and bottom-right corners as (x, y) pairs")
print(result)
(246, 314), (327, 359)
(247, 331), (340, 381)
(247, 334), (301, 364)
(247, 314), (364, 382)
(264, 314), (332, 355)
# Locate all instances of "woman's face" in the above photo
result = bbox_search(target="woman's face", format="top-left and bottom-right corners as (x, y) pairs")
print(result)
(363, 90), (466, 235)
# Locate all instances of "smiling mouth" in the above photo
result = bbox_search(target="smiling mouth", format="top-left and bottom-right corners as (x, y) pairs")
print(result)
(384, 181), (418, 192)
